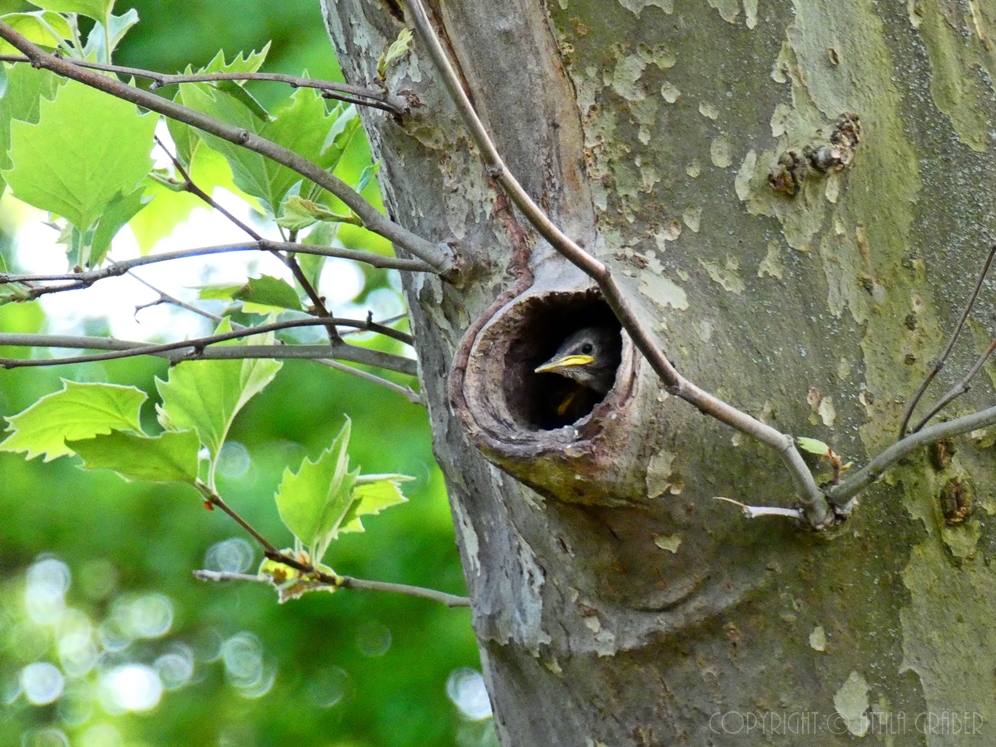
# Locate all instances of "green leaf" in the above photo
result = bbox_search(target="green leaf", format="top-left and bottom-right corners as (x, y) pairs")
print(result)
(797, 437), (831, 457)
(0, 11), (73, 53)
(3, 80), (157, 233)
(168, 45), (270, 163)
(82, 8), (139, 60)
(274, 419), (358, 559)
(155, 319), (282, 459)
(357, 160), (381, 194)
(196, 283), (243, 302)
(232, 275), (302, 311)
(307, 109), (361, 202)
(182, 84), (343, 215)
(340, 473), (411, 534)
(0, 62), (62, 172)
(68, 429), (201, 484)
(25, 0), (113, 20)
(88, 186), (149, 266)
(276, 195), (357, 231)
(275, 195), (319, 231)
(0, 380), (146, 461)
(377, 27), (413, 79)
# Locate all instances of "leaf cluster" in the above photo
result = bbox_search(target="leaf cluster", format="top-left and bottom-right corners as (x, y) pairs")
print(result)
(0, 319), (412, 601)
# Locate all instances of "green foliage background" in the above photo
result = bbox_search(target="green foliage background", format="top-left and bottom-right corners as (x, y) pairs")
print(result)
(0, 2), (479, 746)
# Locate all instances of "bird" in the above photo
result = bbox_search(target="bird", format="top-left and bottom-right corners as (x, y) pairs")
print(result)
(534, 326), (621, 420)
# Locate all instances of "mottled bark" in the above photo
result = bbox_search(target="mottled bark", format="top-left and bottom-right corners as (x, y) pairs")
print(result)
(323, 0), (996, 744)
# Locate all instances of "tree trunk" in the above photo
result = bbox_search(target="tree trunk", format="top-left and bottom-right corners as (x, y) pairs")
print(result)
(323, 1), (996, 744)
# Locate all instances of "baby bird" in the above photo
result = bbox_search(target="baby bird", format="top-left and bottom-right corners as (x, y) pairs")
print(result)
(534, 326), (621, 419)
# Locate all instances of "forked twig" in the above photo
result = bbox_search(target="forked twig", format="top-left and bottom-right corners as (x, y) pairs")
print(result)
(900, 243), (996, 436)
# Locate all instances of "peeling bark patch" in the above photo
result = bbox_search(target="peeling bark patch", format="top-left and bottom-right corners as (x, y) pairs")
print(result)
(809, 625), (827, 651)
(818, 396), (836, 427)
(646, 448), (676, 497)
(660, 81), (680, 103)
(639, 273), (689, 309)
(710, 134), (734, 168)
(618, 0), (675, 15)
(699, 257), (745, 294)
(698, 101), (720, 120)
(833, 671), (870, 736)
(682, 206), (702, 232)
(758, 241), (785, 280)
(707, 0), (740, 24)
(744, 0), (759, 28)
(609, 54), (648, 102)
(735, 149), (756, 200)
(653, 534), (682, 553)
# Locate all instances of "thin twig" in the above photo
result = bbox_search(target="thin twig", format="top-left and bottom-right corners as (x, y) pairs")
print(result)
(899, 243), (996, 437)
(192, 569), (469, 607)
(194, 485), (468, 607)
(0, 24), (454, 274)
(402, 0), (832, 528)
(316, 358), (422, 404)
(152, 135), (343, 343)
(0, 54), (405, 114)
(128, 271), (228, 324)
(127, 273), (421, 401)
(713, 497), (805, 521)
(910, 337), (996, 433)
(0, 241), (433, 299)
(827, 403), (996, 504)
(0, 316), (417, 373)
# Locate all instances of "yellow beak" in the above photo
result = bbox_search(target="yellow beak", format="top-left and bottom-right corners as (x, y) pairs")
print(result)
(534, 354), (595, 374)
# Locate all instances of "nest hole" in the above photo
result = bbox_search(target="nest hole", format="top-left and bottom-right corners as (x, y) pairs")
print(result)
(503, 292), (622, 430)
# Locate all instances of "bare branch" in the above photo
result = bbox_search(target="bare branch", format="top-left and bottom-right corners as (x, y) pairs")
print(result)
(0, 317), (417, 374)
(900, 243), (996, 436)
(0, 54), (405, 113)
(402, 0), (832, 528)
(0, 23), (454, 274)
(192, 569), (470, 607)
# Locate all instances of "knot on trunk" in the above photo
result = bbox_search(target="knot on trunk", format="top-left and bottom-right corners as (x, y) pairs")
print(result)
(450, 286), (661, 505)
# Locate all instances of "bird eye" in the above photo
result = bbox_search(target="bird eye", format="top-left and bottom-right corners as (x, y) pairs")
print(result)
(581, 342), (593, 354)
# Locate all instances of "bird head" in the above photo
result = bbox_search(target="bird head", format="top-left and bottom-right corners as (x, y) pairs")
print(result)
(533, 326), (621, 395)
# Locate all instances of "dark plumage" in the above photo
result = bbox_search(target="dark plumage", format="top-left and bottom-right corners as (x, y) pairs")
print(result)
(534, 326), (621, 396)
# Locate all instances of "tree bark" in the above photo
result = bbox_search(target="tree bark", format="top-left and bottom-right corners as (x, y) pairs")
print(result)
(323, 1), (996, 744)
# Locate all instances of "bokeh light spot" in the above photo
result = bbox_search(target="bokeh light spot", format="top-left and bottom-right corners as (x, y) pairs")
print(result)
(25, 558), (70, 625)
(20, 727), (69, 747)
(98, 664), (163, 713)
(307, 666), (351, 708)
(20, 662), (64, 706)
(355, 621), (391, 657)
(446, 668), (492, 721)
(154, 644), (195, 690)
(204, 538), (254, 574)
